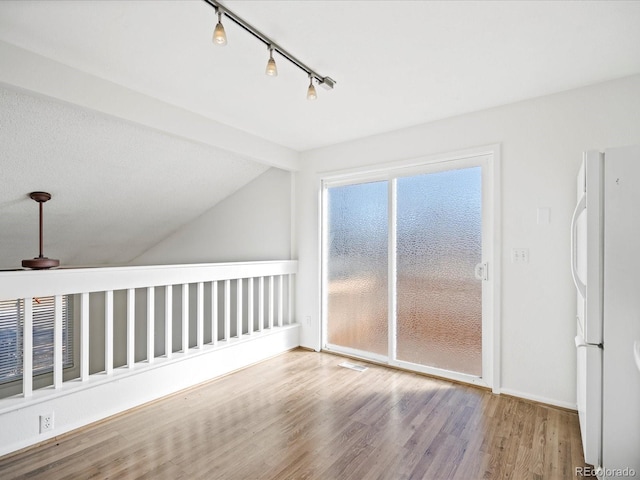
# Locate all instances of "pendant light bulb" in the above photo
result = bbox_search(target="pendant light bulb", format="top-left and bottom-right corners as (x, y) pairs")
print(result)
(265, 47), (278, 77)
(213, 11), (227, 46)
(307, 76), (317, 101)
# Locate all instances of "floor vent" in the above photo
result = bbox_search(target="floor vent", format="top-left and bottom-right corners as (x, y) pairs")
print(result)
(339, 361), (368, 372)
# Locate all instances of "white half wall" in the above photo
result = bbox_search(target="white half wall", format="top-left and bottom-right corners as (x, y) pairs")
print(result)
(295, 74), (640, 408)
(0, 325), (300, 457)
(134, 168), (293, 265)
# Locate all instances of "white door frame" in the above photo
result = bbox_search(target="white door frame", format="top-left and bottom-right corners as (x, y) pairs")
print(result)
(319, 144), (501, 392)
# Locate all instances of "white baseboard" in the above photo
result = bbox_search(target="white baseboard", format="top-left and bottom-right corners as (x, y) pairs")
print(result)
(0, 325), (300, 457)
(499, 387), (577, 410)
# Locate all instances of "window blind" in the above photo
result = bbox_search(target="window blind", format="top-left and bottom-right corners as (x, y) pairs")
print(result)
(0, 296), (73, 384)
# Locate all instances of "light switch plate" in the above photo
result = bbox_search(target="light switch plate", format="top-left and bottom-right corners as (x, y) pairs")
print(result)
(537, 207), (551, 225)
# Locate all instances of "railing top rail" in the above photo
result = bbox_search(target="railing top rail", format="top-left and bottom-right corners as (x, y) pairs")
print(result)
(0, 260), (298, 301)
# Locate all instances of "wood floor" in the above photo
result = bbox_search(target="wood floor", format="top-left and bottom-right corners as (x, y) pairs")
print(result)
(0, 349), (594, 480)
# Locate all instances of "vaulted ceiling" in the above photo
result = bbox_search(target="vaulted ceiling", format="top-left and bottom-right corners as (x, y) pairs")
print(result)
(1, 1), (639, 269)
(0, 85), (269, 268)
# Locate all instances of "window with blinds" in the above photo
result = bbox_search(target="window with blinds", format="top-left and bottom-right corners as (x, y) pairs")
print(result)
(0, 296), (74, 384)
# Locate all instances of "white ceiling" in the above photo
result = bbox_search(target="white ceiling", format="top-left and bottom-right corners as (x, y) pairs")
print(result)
(0, 1), (639, 269)
(0, 1), (639, 151)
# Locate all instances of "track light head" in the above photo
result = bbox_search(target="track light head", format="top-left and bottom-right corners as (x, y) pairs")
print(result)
(265, 47), (278, 77)
(307, 76), (317, 101)
(213, 11), (227, 45)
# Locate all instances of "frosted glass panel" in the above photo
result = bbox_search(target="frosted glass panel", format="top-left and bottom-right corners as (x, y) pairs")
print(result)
(396, 167), (482, 376)
(327, 182), (388, 355)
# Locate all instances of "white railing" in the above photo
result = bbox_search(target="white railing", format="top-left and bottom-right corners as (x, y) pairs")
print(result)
(0, 260), (297, 411)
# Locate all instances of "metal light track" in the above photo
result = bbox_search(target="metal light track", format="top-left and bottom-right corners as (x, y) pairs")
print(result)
(203, 0), (336, 90)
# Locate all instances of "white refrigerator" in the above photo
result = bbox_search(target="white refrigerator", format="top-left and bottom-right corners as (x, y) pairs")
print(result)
(572, 144), (640, 478)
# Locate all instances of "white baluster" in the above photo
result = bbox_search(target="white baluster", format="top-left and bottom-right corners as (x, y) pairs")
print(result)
(81, 293), (90, 381)
(23, 298), (33, 398)
(258, 277), (264, 332)
(224, 279), (230, 341)
(236, 279), (243, 339)
(197, 282), (204, 348)
(278, 275), (284, 328)
(105, 290), (114, 375)
(269, 276), (274, 329)
(147, 287), (155, 364)
(247, 277), (254, 335)
(212, 281), (218, 346)
(165, 285), (172, 359)
(53, 295), (63, 389)
(127, 289), (135, 368)
(182, 284), (189, 353)
(288, 274), (294, 325)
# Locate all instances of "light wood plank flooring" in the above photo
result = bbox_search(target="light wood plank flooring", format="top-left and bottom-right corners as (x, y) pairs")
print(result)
(0, 349), (595, 479)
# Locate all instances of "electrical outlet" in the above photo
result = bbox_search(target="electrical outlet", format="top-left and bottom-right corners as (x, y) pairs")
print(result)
(511, 248), (529, 263)
(40, 413), (53, 433)
(305, 315), (311, 325)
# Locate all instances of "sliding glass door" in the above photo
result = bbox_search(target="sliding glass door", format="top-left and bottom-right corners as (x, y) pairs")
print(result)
(396, 167), (482, 376)
(326, 181), (389, 360)
(323, 154), (493, 385)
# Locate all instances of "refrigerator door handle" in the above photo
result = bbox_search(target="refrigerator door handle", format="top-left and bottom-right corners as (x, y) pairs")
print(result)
(575, 335), (588, 348)
(575, 335), (602, 349)
(571, 194), (587, 299)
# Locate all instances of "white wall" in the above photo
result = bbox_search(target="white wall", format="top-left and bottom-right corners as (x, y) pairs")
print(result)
(133, 167), (293, 265)
(295, 75), (640, 408)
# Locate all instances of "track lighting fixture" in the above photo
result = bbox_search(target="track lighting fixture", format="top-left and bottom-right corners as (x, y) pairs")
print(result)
(306, 76), (317, 101)
(213, 9), (227, 45)
(204, 0), (335, 100)
(265, 46), (277, 77)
